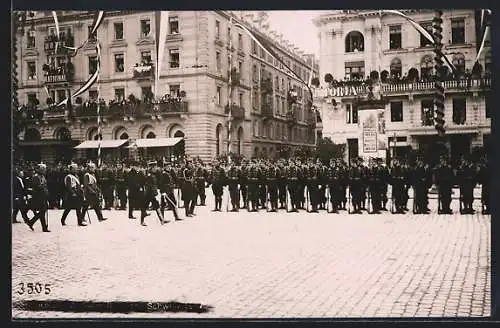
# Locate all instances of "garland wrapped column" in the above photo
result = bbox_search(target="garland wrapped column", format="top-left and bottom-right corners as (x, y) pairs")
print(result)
(432, 10), (445, 136)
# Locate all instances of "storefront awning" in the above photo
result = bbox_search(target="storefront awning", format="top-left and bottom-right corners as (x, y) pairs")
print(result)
(74, 140), (128, 149)
(127, 137), (183, 148)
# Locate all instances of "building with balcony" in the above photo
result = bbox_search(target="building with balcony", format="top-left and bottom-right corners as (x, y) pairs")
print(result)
(313, 9), (491, 165)
(14, 10), (319, 163)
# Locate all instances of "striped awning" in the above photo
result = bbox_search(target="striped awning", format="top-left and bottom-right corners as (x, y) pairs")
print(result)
(74, 140), (128, 149)
(127, 137), (183, 148)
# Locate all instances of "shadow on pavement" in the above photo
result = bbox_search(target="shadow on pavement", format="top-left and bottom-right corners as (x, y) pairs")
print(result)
(13, 300), (213, 314)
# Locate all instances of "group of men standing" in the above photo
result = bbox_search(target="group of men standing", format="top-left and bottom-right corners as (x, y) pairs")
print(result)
(13, 155), (490, 231)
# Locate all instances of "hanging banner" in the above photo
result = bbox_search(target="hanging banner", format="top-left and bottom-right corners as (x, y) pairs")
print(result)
(155, 11), (169, 98)
(359, 109), (378, 154)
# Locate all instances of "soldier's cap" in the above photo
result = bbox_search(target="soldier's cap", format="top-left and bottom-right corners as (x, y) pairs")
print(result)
(37, 163), (47, 169)
(87, 162), (96, 169)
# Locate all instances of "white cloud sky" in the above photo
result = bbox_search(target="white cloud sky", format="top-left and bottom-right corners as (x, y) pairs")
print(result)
(266, 10), (331, 58)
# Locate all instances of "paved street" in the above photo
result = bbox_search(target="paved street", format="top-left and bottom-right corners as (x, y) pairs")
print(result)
(12, 189), (490, 318)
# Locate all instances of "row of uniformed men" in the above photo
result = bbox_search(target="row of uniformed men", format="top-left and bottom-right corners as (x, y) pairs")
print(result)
(13, 156), (490, 231)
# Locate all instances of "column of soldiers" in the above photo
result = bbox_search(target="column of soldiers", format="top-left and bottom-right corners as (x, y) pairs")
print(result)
(12, 154), (491, 231)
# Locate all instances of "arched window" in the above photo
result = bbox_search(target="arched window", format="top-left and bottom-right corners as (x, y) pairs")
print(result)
(252, 64), (257, 83)
(173, 130), (184, 138)
(215, 123), (223, 156)
(420, 55), (434, 80)
(452, 53), (465, 76)
(119, 132), (129, 140)
(345, 31), (364, 53)
(269, 122), (274, 139)
(390, 58), (402, 78)
(24, 128), (41, 141)
(146, 132), (156, 139)
(55, 127), (71, 141)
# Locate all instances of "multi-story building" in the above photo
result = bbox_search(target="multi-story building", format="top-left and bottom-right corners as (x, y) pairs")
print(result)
(14, 10), (319, 164)
(313, 9), (491, 165)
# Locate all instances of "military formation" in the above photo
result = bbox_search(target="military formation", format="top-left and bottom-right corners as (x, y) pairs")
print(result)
(12, 155), (490, 232)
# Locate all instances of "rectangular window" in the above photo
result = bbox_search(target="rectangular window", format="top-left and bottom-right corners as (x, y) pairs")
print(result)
(390, 101), (403, 122)
(169, 84), (180, 98)
(141, 86), (152, 101)
(451, 19), (465, 44)
(227, 26), (231, 43)
(88, 56), (98, 75)
(114, 22), (124, 40)
(389, 25), (402, 49)
(87, 25), (97, 41)
(140, 19), (151, 38)
(89, 90), (98, 101)
(421, 99), (434, 126)
(238, 33), (243, 49)
(420, 22), (433, 47)
(169, 16), (179, 34)
(56, 90), (66, 102)
(239, 93), (243, 107)
(140, 51), (152, 64)
(27, 93), (37, 106)
(452, 98), (466, 125)
(216, 51), (221, 71)
(238, 61), (243, 75)
(216, 86), (221, 105)
(26, 30), (36, 48)
(215, 20), (220, 39)
(169, 49), (179, 68)
(345, 61), (365, 80)
(27, 61), (36, 80)
(252, 40), (257, 54)
(114, 88), (125, 101)
(352, 106), (358, 124)
(114, 53), (124, 72)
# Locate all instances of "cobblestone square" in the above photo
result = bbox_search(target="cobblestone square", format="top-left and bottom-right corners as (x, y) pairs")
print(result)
(12, 192), (490, 319)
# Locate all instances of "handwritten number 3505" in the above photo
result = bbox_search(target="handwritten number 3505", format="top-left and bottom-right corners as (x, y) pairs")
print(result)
(17, 283), (51, 295)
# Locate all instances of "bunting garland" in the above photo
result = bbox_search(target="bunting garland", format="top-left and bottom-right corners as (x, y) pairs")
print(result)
(474, 9), (491, 63)
(155, 11), (169, 99)
(381, 10), (457, 74)
(51, 11), (60, 54)
(227, 17), (233, 162)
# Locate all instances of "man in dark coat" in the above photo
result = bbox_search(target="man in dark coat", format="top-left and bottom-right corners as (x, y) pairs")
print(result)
(195, 164), (208, 206)
(126, 166), (142, 219)
(210, 164), (226, 212)
(140, 165), (164, 226)
(26, 163), (50, 232)
(159, 165), (180, 221)
(115, 164), (127, 210)
(434, 157), (454, 214)
(60, 163), (86, 226)
(227, 164), (240, 211)
(81, 162), (108, 222)
(13, 167), (31, 224)
(181, 162), (197, 217)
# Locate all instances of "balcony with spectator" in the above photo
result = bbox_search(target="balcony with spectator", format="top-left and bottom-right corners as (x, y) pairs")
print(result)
(42, 61), (74, 84)
(132, 59), (154, 80)
(43, 29), (75, 55)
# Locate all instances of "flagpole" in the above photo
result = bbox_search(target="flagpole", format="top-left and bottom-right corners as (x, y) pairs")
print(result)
(227, 17), (233, 164)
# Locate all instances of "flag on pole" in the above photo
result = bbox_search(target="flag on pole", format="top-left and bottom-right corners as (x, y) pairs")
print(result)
(155, 11), (169, 99)
(227, 16), (233, 163)
(474, 9), (491, 63)
(51, 11), (60, 54)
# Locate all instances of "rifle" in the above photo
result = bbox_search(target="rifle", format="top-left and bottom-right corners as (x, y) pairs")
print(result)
(347, 185), (352, 214)
(285, 185), (290, 213)
(459, 186), (464, 214)
(391, 183), (396, 214)
(305, 186), (310, 213)
(326, 185), (331, 213)
(412, 185), (417, 214)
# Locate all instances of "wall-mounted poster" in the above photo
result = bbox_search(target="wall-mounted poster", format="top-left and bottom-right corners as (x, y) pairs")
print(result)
(360, 110), (378, 153)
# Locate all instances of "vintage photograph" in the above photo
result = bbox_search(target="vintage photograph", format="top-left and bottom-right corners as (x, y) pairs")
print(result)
(11, 9), (491, 318)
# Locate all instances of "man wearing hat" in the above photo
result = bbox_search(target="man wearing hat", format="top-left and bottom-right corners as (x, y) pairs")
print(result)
(434, 156), (454, 214)
(115, 164), (127, 210)
(25, 163), (50, 232)
(140, 163), (164, 226)
(159, 164), (180, 221)
(13, 166), (31, 224)
(60, 163), (86, 226)
(81, 162), (108, 222)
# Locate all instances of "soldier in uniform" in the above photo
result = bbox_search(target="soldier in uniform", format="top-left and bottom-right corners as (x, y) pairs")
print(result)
(239, 161), (249, 209)
(390, 159), (406, 214)
(286, 162), (299, 212)
(140, 164), (164, 226)
(126, 165), (141, 219)
(159, 164), (180, 221)
(277, 162), (287, 210)
(258, 163), (267, 209)
(478, 157), (489, 214)
(434, 157), (454, 214)
(46, 165), (57, 209)
(359, 159), (368, 211)
(13, 166), (31, 224)
(26, 163), (50, 232)
(266, 164), (279, 212)
(457, 158), (477, 214)
(115, 164), (127, 210)
(181, 162), (197, 217)
(326, 160), (339, 213)
(227, 164), (240, 212)
(60, 163), (86, 226)
(195, 163), (208, 206)
(349, 159), (362, 214)
(81, 163), (108, 222)
(247, 163), (260, 212)
(100, 164), (114, 210)
(210, 163), (226, 212)
(379, 160), (390, 211)
(412, 159), (431, 214)
(306, 163), (319, 212)
(367, 160), (382, 214)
